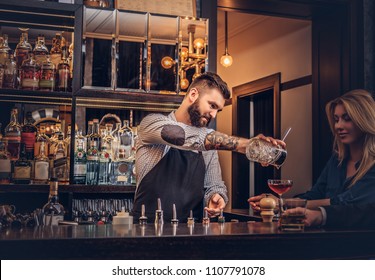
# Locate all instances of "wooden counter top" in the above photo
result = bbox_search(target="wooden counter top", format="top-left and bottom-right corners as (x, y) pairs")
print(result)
(1, 222), (375, 260)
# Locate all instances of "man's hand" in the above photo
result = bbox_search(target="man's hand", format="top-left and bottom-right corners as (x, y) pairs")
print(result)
(248, 193), (278, 212)
(285, 207), (323, 227)
(204, 194), (226, 217)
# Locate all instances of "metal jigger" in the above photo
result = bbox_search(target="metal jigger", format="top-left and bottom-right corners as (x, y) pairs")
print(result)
(171, 203), (179, 225)
(154, 198), (164, 226)
(202, 209), (210, 226)
(218, 208), (225, 223)
(139, 204), (148, 225)
(187, 210), (195, 226)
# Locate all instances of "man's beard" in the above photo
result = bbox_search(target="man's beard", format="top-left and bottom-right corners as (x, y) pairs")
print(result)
(188, 100), (212, 127)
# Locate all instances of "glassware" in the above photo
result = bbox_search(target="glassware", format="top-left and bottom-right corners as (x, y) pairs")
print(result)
(33, 34), (49, 65)
(73, 140), (87, 184)
(52, 133), (69, 185)
(4, 107), (22, 160)
(3, 54), (18, 89)
(0, 60), (4, 89)
(120, 120), (133, 159)
(39, 55), (56, 91)
(20, 54), (40, 90)
(15, 28), (32, 69)
(0, 34), (11, 65)
(246, 137), (287, 169)
(86, 140), (99, 185)
(21, 111), (37, 160)
(98, 141), (110, 185)
(0, 139), (11, 184)
(33, 141), (49, 184)
(279, 198), (307, 231)
(13, 143), (32, 184)
(34, 124), (50, 158)
(267, 179), (293, 218)
(57, 47), (70, 91)
(50, 33), (63, 68)
(42, 177), (65, 226)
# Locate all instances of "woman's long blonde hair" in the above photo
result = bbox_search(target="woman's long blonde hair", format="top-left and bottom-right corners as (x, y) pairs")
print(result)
(325, 89), (375, 187)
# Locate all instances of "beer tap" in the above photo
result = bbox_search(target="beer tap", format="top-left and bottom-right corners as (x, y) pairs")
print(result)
(171, 203), (179, 225)
(154, 198), (164, 226)
(187, 210), (194, 226)
(139, 204), (148, 225)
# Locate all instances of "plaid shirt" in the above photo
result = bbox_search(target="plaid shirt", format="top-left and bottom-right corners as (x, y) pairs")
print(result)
(135, 111), (228, 205)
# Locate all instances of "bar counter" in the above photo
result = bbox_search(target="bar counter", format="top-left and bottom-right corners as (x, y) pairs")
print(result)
(1, 221), (375, 260)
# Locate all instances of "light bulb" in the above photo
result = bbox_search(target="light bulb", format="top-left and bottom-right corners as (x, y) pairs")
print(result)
(180, 78), (189, 90)
(161, 56), (174, 69)
(181, 47), (189, 59)
(220, 53), (233, 67)
(193, 38), (205, 50)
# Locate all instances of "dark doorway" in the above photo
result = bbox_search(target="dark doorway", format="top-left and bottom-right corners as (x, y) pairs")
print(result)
(232, 73), (281, 210)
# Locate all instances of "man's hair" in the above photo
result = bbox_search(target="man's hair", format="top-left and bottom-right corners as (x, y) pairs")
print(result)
(186, 72), (231, 99)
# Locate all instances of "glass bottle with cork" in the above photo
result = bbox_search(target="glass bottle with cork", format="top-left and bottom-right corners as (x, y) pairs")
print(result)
(33, 34), (49, 66)
(3, 53), (18, 89)
(21, 111), (37, 160)
(57, 47), (70, 92)
(0, 139), (11, 184)
(39, 55), (56, 91)
(20, 53), (40, 90)
(15, 28), (32, 69)
(13, 143), (32, 184)
(4, 107), (22, 161)
(33, 141), (49, 184)
(42, 177), (65, 226)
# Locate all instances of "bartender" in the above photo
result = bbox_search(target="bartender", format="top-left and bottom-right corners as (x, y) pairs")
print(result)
(131, 72), (285, 222)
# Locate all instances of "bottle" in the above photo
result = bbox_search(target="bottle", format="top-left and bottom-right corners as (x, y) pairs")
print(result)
(0, 61), (4, 89)
(34, 124), (50, 159)
(98, 140), (110, 185)
(50, 33), (63, 68)
(57, 47), (70, 92)
(21, 112), (37, 160)
(86, 140), (99, 185)
(20, 54), (40, 90)
(111, 148), (132, 185)
(33, 141), (49, 184)
(73, 140), (87, 184)
(0, 139), (11, 184)
(42, 177), (65, 226)
(0, 34), (11, 65)
(52, 133), (69, 185)
(64, 124), (72, 159)
(15, 29), (32, 69)
(39, 55), (56, 91)
(49, 123), (62, 159)
(120, 120), (133, 159)
(13, 143), (32, 184)
(68, 34), (74, 79)
(111, 122), (121, 161)
(86, 120), (93, 150)
(33, 34), (49, 65)
(89, 119), (101, 151)
(4, 107), (22, 161)
(3, 54), (18, 89)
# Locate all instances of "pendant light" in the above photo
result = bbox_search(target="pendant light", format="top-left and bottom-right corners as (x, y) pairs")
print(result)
(220, 11), (233, 67)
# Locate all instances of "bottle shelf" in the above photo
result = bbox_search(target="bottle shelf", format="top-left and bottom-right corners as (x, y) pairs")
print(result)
(0, 184), (136, 194)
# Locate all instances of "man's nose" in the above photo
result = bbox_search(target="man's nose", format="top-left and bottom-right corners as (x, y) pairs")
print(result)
(210, 110), (218, 119)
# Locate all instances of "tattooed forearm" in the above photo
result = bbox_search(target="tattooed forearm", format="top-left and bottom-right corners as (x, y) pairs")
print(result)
(205, 131), (239, 150)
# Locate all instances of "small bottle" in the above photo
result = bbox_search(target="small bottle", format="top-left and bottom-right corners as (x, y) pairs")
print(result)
(0, 61), (4, 89)
(34, 124), (50, 158)
(57, 47), (70, 92)
(50, 33), (63, 68)
(73, 140), (87, 184)
(33, 34), (49, 65)
(86, 140), (99, 185)
(3, 53), (18, 89)
(120, 120), (133, 159)
(33, 141), (49, 184)
(98, 141), (110, 185)
(13, 143), (32, 184)
(0, 34), (11, 65)
(21, 111), (37, 160)
(0, 139), (12, 184)
(42, 177), (65, 226)
(4, 107), (22, 161)
(39, 55), (56, 91)
(15, 29), (33, 69)
(20, 54), (40, 90)
(52, 133), (69, 185)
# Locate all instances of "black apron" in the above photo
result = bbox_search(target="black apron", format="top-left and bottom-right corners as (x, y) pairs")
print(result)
(132, 147), (205, 223)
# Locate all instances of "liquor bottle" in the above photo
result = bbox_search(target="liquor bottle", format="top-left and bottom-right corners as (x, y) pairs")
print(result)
(75, 129), (86, 153)
(42, 177), (65, 226)
(33, 141), (49, 184)
(34, 124), (50, 158)
(104, 124), (114, 160)
(111, 148), (132, 185)
(52, 133), (69, 185)
(3, 54), (18, 89)
(0, 34), (11, 65)
(33, 34), (49, 65)
(15, 29), (32, 69)
(111, 122), (121, 161)
(0, 61), (4, 89)
(57, 47), (70, 92)
(64, 124), (71, 159)
(39, 55), (56, 91)
(120, 120), (133, 159)
(20, 54), (40, 90)
(21, 112), (37, 160)
(98, 141), (110, 185)
(0, 139), (11, 184)
(68, 34), (74, 79)
(73, 140), (87, 184)
(49, 123), (62, 159)
(50, 33), (63, 68)
(4, 107), (22, 161)
(86, 120), (93, 150)
(90, 119), (101, 151)
(13, 143), (32, 184)
(86, 140), (99, 185)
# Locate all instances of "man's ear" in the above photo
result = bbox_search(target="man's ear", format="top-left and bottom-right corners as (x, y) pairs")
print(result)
(188, 88), (199, 103)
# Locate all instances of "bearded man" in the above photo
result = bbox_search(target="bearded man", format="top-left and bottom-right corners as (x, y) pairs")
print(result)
(131, 72), (284, 222)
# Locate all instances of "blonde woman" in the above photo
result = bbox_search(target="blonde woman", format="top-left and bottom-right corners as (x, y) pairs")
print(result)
(249, 89), (375, 211)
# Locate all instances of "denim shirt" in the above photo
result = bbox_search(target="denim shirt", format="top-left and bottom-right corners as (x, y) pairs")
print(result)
(299, 154), (375, 205)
